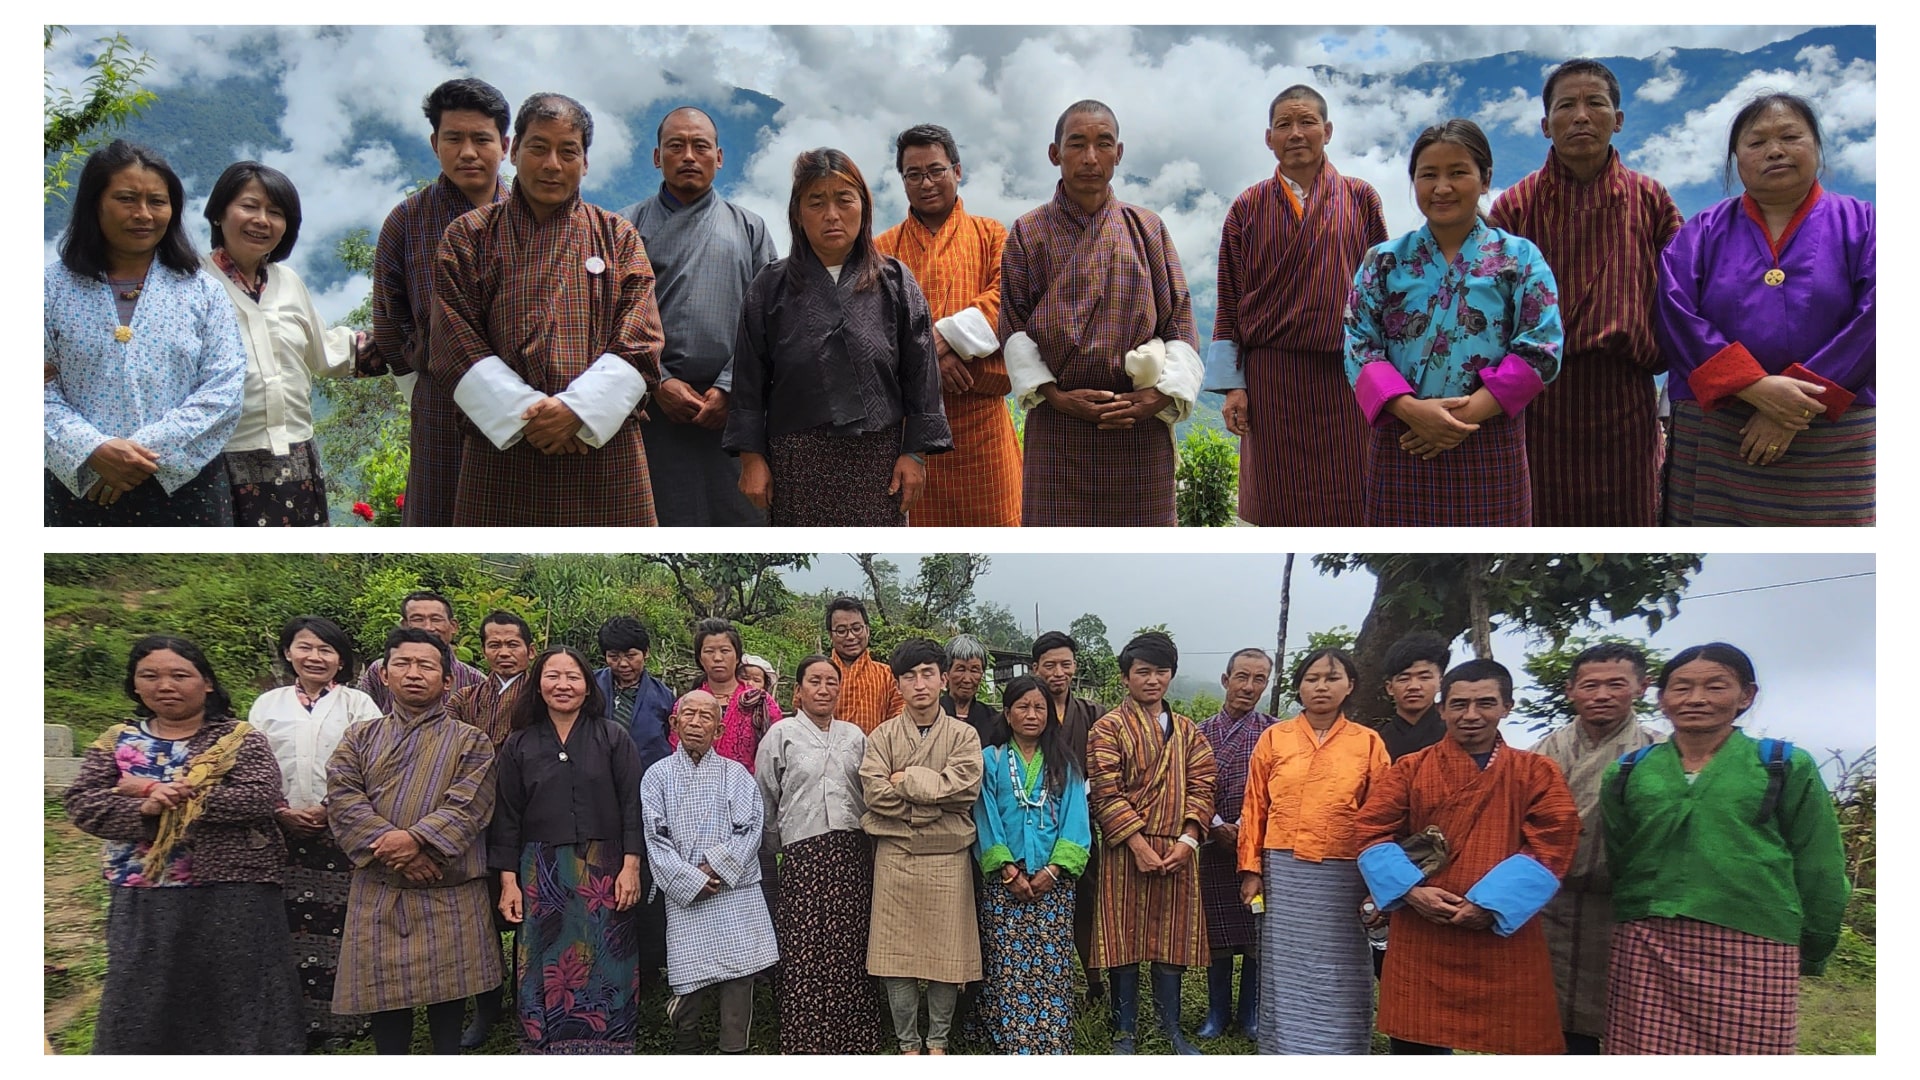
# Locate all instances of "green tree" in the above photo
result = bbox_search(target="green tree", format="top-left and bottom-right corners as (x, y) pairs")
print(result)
(1315, 553), (1703, 722)
(963, 601), (1032, 655)
(1516, 633), (1668, 732)
(1175, 425), (1239, 527)
(1069, 613), (1120, 701)
(641, 554), (814, 625)
(44, 26), (157, 203)
(312, 229), (409, 522)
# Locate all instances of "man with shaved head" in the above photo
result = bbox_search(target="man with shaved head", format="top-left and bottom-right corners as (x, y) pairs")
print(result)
(1206, 84), (1386, 526)
(1002, 99), (1203, 526)
(619, 106), (779, 525)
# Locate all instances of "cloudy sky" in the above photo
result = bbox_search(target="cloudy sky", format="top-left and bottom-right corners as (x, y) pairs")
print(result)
(784, 553), (1877, 765)
(45, 22), (1874, 327)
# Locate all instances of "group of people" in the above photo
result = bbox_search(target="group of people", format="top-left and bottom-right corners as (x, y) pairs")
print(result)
(65, 585), (1848, 1055)
(44, 58), (1874, 528)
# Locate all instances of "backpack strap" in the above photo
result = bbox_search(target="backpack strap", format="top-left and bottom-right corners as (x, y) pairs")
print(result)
(1755, 738), (1793, 827)
(1611, 744), (1659, 804)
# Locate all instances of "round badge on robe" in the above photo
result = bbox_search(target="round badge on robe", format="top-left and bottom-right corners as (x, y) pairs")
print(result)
(558, 751), (570, 762)
(1764, 268), (1786, 287)
(584, 255), (606, 275)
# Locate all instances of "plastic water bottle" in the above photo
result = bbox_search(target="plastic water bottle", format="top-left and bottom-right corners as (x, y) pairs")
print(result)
(1361, 900), (1389, 951)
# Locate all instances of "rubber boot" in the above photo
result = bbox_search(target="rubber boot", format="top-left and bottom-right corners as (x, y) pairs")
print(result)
(1236, 954), (1260, 1043)
(1196, 956), (1234, 1038)
(1150, 963), (1202, 1055)
(1108, 965), (1140, 1054)
(459, 985), (502, 1049)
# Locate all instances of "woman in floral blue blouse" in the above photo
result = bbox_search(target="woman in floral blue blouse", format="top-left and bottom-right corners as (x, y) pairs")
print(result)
(45, 140), (247, 526)
(1344, 119), (1565, 527)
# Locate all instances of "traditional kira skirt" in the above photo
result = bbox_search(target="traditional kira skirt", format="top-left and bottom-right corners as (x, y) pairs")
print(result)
(514, 840), (640, 1054)
(1363, 412), (1530, 527)
(1239, 346), (1369, 526)
(44, 460), (233, 527)
(1605, 916), (1799, 1054)
(1201, 845), (1257, 951)
(285, 833), (366, 1041)
(1664, 401), (1874, 526)
(775, 830), (885, 1054)
(770, 426), (905, 527)
(1258, 852), (1373, 1055)
(225, 439), (329, 527)
(94, 883), (304, 1054)
(976, 876), (1078, 1054)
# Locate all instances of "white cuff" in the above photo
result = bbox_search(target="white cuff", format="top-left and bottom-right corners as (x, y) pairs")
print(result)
(554, 353), (648, 448)
(396, 371), (420, 404)
(1156, 340), (1202, 426)
(452, 355), (546, 450)
(1125, 337), (1167, 390)
(936, 307), (999, 360)
(1203, 339), (1245, 392)
(1004, 331), (1053, 410)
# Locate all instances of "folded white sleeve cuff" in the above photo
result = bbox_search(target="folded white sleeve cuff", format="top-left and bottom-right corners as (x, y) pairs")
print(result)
(936, 307), (999, 360)
(1156, 339), (1202, 426)
(1004, 331), (1053, 410)
(554, 353), (648, 448)
(1203, 339), (1245, 392)
(1125, 337), (1167, 390)
(452, 355), (546, 450)
(395, 371), (420, 404)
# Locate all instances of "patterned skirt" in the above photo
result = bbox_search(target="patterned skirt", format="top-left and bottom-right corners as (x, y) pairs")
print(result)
(514, 840), (640, 1054)
(1664, 401), (1874, 526)
(975, 876), (1077, 1054)
(1200, 846), (1256, 951)
(1526, 351), (1660, 526)
(1605, 916), (1799, 1054)
(1363, 411), (1530, 527)
(1257, 852), (1372, 1054)
(769, 425), (905, 527)
(774, 830), (884, 1054)
(95, 883), (304, 1054)
(1021, 402), (1177, 527)
(225, 439), (329, 527)
(285, 833), (365, 1040)
(1239, 346), (1368, 526)
(44, 459), (233, 527)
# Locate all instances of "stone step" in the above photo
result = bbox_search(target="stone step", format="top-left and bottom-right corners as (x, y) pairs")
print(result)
(45, 724), (73, 758)
(44, 756), (82, 798)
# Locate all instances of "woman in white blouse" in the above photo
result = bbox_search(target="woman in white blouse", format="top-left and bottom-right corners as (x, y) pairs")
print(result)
(202, 162), (372, 526)
(248, 615), (382, 1048)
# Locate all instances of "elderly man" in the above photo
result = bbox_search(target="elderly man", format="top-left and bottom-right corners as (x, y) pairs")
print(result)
(1002, 100), (1203, 527)
(370, 78), (512, 527)
(1531, 642), (1663, 1053)
(1355, 659), (1581, 1055)
(1195, 647), (1279, 1039)
(430, 92), (666, 527)
(1205, 85), (1387, 526)
(359, 591), (485, 713)
(940, 633), (1000, 742)
(874, 124), (1022, 527)
(641, 690), (780, 1054)
(327, 628), (499, 1055)
(618, 107), (777, 526)
(861, 638), (985, 1055)
(1489, 59), (1683, 526)
(826, 596), (903, 735)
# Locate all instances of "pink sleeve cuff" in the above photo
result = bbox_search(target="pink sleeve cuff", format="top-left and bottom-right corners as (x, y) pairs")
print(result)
(1481, 353), (1547, 416)
(1354, 362), (1416, 426)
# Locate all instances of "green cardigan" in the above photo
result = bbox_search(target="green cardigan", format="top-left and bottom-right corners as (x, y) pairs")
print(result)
(1601, 728), (1849, 974)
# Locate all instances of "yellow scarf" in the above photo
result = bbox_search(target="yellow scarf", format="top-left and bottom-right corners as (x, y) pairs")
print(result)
(95, 720), (255, 881)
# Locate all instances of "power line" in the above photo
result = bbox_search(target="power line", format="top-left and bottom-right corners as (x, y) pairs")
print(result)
(1681, 570), (1874, 601)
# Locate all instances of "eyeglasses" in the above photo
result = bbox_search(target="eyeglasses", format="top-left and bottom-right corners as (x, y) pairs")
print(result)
(902, 165), (951, 186)
(829, 625), (868, 637)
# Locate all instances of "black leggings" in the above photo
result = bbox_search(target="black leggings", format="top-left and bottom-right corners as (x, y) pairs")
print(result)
(370, 999), (465, 1055)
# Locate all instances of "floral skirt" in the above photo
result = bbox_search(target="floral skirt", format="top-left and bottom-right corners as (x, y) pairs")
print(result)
(514, 840), (640, 1053)
(225, 439), (329, 526)
(44, 459), (233, 527)
(774, 830), (884, 1054)
(976, 875), (1077, 1054)
(285, 832), (366, 1040)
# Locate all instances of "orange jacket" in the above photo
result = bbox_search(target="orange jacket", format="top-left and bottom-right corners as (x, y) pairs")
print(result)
(1237, 715), (1390, 868)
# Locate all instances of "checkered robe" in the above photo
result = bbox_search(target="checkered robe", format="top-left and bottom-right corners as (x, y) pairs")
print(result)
(326, 699), (500, 1014)
(448, 672), (528, 751)
(371, 174), (508, 527)
(832, 651), (904, 736)
(876, 199), (1022, 528)
(640, 748), (780, 995)
(1353, 737), (1580, 1054)
(1087, 700), (1216, 968)
(1197, 707), (1277, 950)
(430, 184), (665, 526)
(1001, 184), (1197, 526)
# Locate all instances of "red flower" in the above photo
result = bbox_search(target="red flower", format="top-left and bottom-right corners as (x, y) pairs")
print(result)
(542, 943), (592, 1013)
(394, 493), (406, 510)
(351, 502), (375, 521)
(578, 872), (618, 915)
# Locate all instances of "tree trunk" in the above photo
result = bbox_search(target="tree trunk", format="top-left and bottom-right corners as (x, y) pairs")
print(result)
(1267, 553), (1295, 715)
(1467, 554), (1494, 660)
(1351, 563), (1474, 724)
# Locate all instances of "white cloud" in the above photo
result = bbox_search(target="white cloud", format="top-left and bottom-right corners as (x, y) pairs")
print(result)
(1476, 86), (1540, 136)
(1635, 72), (1686, 104)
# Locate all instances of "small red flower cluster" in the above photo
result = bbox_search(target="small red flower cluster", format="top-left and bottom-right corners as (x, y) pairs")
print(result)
(395, 493), (406, 510)
(351, 502), (375, 521)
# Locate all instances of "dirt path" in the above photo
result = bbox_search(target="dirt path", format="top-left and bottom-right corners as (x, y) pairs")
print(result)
(44, 815), (105, 1051)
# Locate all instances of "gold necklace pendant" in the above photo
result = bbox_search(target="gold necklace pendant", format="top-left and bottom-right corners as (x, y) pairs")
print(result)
(114, 326), (133, 344)
(1763, 268), (1786, 287)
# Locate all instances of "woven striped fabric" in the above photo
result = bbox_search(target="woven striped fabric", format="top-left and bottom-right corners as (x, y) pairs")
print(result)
(1259, 852), (1373, 1054)
(1605, 916), (1799, 1054)
(1363, 412), (1532, 526)
(1524, 351), (1662, 526)
(1216, 164), (1387, 356)
(1664, 401), (1874, 525)
(832, 651), (904, 736)
(1239, 347), (1370, 526)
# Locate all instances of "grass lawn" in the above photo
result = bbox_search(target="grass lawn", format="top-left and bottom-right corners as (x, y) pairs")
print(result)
(44, 800), (1872, 1054)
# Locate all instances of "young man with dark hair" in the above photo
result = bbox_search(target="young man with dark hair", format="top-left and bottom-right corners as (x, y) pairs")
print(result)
(371, 78), (513, 527)
(1374, 630), (1451, 761)
(827, 596), (904, 734)
(1086, 631), (1215, 1054)
(1530, 641), (1663, 1053)
(1355, 658), (1580, 1055)
(359, 591), (485, 712)
(860, 638), (984, 1054)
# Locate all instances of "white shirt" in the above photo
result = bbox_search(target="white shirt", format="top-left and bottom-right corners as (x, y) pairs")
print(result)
(208, 262), (357, 455)
(249, 684), (384, 808)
